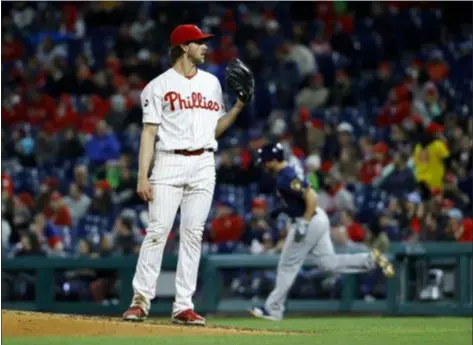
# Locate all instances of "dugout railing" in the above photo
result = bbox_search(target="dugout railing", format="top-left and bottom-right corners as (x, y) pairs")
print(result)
(2, 242), (472, 316)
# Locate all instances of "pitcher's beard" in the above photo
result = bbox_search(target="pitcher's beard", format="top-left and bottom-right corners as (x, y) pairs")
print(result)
(190, 55), (205, 65)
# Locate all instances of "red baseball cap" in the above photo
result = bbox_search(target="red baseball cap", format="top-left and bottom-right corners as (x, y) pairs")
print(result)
(251, 198), (267, 210)
(170, 24), (214, 46)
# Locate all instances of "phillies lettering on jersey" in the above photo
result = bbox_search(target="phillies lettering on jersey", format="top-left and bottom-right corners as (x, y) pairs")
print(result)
(164, 91), (221, 112)
(141, 68), (226, 152)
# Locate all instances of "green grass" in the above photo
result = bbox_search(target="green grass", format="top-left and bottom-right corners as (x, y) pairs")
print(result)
(4, 317), (472, 345)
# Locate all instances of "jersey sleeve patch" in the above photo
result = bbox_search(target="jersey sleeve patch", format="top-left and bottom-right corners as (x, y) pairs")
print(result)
(290, 178), (303, 192)
(141, 83), (162, 125)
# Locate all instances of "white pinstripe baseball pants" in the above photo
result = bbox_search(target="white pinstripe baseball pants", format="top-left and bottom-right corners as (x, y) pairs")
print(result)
(131, 151), (215, 314)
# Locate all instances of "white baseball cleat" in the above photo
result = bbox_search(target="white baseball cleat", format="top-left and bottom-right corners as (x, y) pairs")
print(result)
(248, 307), (281, 321)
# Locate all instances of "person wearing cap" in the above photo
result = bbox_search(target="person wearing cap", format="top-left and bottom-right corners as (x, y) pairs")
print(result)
(249, 142), (394, 321)
(209, 200), (245, 246)
(123, 24), (249, 325)
(359, 142), (391, 185)
(44, 191), (73, 228)
(445, 208), (473, 242)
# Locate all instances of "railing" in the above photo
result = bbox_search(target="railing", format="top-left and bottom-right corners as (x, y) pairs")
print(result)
(2, 242), (472, 316)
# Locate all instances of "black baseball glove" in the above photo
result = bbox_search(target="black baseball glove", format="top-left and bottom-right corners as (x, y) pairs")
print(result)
(225, 58), (255, 104)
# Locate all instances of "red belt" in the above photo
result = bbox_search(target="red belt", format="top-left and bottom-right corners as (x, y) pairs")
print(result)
(173, 148), (214, 156)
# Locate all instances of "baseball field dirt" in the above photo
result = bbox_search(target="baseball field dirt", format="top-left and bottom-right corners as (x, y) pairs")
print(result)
(2, 310), (472, 345)
(2, 310), (280, 337)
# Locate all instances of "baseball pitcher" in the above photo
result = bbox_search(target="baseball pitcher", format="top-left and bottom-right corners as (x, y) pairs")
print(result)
(250, 143), (394, 321)
(122, 24), (254, 326)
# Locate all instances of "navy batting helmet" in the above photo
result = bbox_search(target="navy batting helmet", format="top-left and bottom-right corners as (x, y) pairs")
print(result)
(256, 142), (285, 165)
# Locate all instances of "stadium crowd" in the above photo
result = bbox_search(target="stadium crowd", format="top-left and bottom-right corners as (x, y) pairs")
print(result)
(1, 1), (472, 301)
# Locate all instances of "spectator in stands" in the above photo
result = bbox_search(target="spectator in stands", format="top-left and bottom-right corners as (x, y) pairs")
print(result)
(412, 124), (449, 197)
(24, 88), (57, 127)
(414, 82), (446, 125)
(130, 12), (155, 43)
(84, 120), (121, 171)
(34, 3), (63, 36)
(448, 131), (473, 181)
(35, 129), (58, 166)
(279, 39), (317, 82)
(36, 36), (67, 69)
(332, 146), (360, 184)
(11, 2), (36, 31)
(426, 52), (449, 82)
(63, 183), (91, 222)
(445, 208), (473, 242)
(378, 151), (416, 199)
(2, 173), (15, 227)
(74, 65), (98, 97)
(113, 154), (141, 208)
(323, 122), (356, 162)
(13, 128), (36, 168)
(340, 209), (365, 242)
(216, 150), (242, 185)
(328, 70), (357, 107)
(389, 125), (410, 153)
(377, 209), (401, 241)
(331, 222), (370, 254)
(359, 142), (391, 185)
(367, 61), (395, 102)
(114, 23), (138, 59)
(10, 232), (44, 257)
(30, 212), (64, 255)
(305, 153), (321, 191)
(295, 73), (330, 111)
(442, 173), (471, 213)
(243, 198), (276, 254)
(208, 200), (245, 253)
(47, 95), (78, 132)
(106, 93), (129, 133)
(77, 180), (114, 253)
(34, 177), (58, 212)
(2, 90), (23, 129)
(399, 192), (424, 241)
(419, 211), (445, 241)
(57, 127), (84, 162)
(242, 40), (264, 77)
(2, 218), (12, 254)
(72, 164), (91, 195)
(2, 31), (25, 63)
(103, 213), (141, 255)
(310, 32), (332, 55)
(375, 85), (412, 128)
(136, 50), (163, 83)
(317, 170), (355, 220)
(44, 191), (73, 228)
(365, 216), (391, 253)
(358, 135), (374, 160)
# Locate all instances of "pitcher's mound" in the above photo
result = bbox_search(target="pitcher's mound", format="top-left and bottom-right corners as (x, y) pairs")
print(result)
(2, 310), (271, 337)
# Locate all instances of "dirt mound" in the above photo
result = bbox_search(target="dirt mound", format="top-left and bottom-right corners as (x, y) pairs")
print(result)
(2, 310), (276, 337)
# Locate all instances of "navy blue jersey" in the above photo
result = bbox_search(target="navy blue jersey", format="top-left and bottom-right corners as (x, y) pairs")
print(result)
(275, 165), (309, 218)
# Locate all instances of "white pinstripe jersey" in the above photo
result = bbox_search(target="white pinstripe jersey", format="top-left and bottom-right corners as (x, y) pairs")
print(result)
(141, 68), (226, 151)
